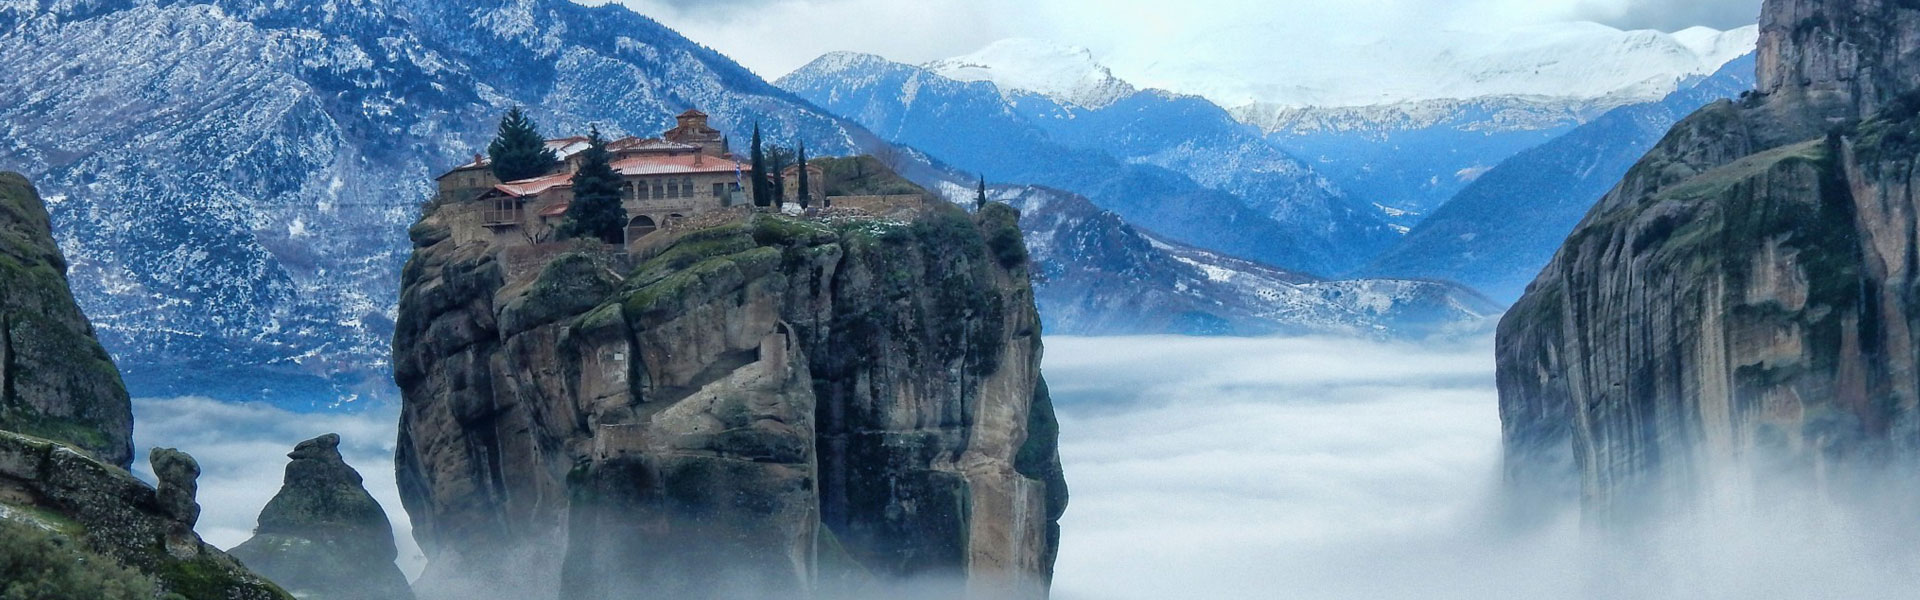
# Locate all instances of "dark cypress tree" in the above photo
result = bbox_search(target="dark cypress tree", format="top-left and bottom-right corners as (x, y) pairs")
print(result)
(487, 107), (557, 183)
(976, 175), (988, 210)
(560, 125), (627, 244)
(768, 144), (794, 210)
(796, 142), (812, 209)
(750, 124), (769, 208)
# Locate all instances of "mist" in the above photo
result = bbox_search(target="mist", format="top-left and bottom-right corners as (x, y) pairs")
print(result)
(132, 335), (1920, 599)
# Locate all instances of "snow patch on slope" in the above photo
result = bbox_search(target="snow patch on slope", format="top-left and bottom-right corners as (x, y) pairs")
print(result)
(1106, 22), (1759, 109)
(925, 38), (1137, 109)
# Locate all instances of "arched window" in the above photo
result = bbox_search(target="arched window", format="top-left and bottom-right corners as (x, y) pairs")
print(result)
(626, 215), (659, 243)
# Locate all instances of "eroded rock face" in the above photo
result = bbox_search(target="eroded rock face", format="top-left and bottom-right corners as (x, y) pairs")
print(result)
(230, 433), (413, 600)
(1501, 0), (1920, 517)
(0, 431), (291, 599)
(394, 203), (1066, 600)
(0, 172), (132, 468)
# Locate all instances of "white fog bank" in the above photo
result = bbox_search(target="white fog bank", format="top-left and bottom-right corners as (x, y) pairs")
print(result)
(133, 335), (1920, 599)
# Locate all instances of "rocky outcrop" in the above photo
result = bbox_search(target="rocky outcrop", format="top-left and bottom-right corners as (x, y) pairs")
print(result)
(1500, 0), (1920, 516)
(0, 431), (292, 599)
(230, 434), (414, 600)
(0, 172), (132, 468)
(394, 201), (1066, 599)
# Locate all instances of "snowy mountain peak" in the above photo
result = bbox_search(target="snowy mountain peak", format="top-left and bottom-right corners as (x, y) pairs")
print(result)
(925, 38), (1137, 109)
(1103, 22), (1760, 109)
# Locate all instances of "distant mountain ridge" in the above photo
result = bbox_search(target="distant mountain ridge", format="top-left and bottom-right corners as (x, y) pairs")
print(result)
(779, 49), (1398, 275)
(1365, 53), (1759, 302)
(1, 0), (1485, 406)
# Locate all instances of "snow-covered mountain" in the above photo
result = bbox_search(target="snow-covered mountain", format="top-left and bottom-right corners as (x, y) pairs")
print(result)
(925, 38), (1137, 109)
(0, 0), (880, 406)
(0, 0), (1489, 406)
(779, 50), (1397, 275)
(1118, 23), (1760, 218)
(1364, 54), (1758, 304)
(1107, 22), (1758, 109)
(972, 184), (1497, 337)
(1240, 96), (1614, 219)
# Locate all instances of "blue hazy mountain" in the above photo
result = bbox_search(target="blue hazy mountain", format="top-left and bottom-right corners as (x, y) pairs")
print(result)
(1362, 54), (1758, 303)
(778, 51), (1399, 276)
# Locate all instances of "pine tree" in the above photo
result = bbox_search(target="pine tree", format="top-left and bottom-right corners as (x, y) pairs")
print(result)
(560, 125), (627, 244)
(976, 175), (988, 210)
(487, 107), (557, 183)
(750, 124), (769, 208)
(797, 142), (812, 209)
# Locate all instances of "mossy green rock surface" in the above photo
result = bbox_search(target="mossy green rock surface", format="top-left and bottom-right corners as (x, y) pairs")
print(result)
(0, 431), (291, 600)
(0, 172), (131, 468)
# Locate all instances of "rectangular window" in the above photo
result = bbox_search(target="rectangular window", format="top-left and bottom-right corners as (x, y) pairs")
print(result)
(713, 183), (725, 198)
(651, 181), (664, 200)
(487, 197), (521, 225)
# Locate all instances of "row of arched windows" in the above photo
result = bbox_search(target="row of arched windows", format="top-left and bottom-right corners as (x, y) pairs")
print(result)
(627, 178), (700, 201)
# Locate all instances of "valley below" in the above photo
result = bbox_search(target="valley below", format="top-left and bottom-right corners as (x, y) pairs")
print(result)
(135, 334), (1920, 600)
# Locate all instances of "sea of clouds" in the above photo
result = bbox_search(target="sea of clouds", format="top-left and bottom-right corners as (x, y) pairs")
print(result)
(133, 335), (1920, 599)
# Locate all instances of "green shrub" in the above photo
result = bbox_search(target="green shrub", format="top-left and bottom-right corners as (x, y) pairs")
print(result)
(0, 518), (171, 600)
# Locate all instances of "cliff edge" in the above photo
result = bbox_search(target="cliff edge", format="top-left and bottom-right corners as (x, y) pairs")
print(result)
(1500, 0), (1920, 516)
(0, 172), (131, 468)
(393, 197), (1066, 599)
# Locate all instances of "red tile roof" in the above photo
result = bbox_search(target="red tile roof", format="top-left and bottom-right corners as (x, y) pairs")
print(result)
(540, 202), (571, 217)
(494, 172), (574, 197)
(611, 153), (746, 176)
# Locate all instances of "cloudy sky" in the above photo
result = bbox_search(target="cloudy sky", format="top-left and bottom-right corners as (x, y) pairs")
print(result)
(587, 0), (1762, 79)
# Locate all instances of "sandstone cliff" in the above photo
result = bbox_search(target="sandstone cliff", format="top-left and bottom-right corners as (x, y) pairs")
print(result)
(0, 171), (132, 467)
(393, 200), (1067, 599)
(1501, 0), (1920, 516)
(231, 433), (414, 600)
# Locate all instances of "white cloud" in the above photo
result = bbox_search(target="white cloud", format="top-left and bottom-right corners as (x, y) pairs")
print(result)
(1043, 335), (1920, 600)
(138, 334), (1920, 598)
(129, 397), (423, 578)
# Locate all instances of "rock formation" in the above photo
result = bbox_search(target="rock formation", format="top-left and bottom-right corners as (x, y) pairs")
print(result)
(231, 433), (414, 600)
(0, 171), (132, 467)
(394, 199), (1066, 599)
(0, 431), (292, 599)
(0, 171), (289, 599)
(1500, 0), (1920, 517)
